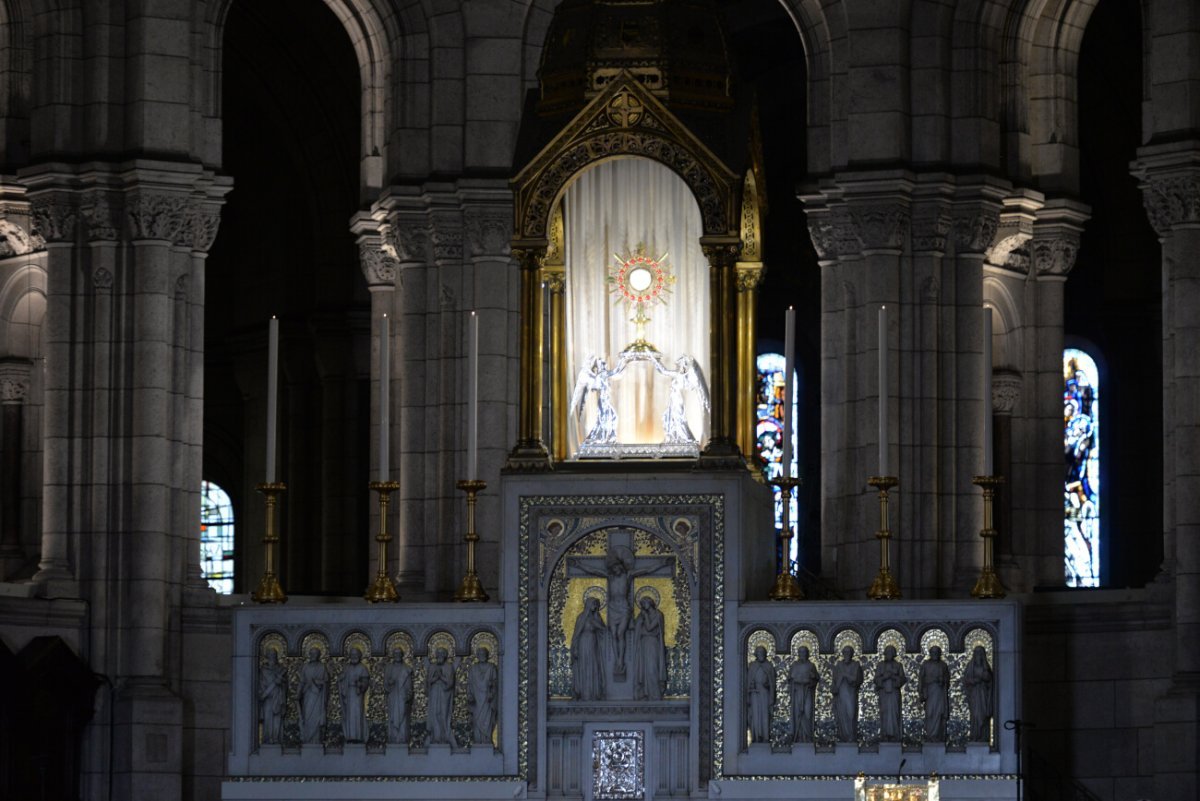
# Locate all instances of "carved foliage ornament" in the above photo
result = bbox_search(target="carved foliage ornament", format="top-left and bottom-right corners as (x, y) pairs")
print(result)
(359, 243), (398, 287)
(387, 221), (430, 263)
(1141, 173), (1200, 237)
(953, 210), (1000, 255)
(80, 194), (122, 241)
(991, 372), (1022, 415)
(0, 219), (40, 256)
(191, 208), (222, 252)
(431, 226), (463, 263)
(850, 204), (910, 251)
(0, 376), (29, 403)
(31, 198), (78, 244)
(465, 212), (512, 258)
(1032, 236), (1079, 277)
(911, 213), (952, 254)
(805, 216), (837, 261)
(126, 194), (191, 244)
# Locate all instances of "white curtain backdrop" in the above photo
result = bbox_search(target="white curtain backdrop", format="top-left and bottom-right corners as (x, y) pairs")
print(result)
(564, 157), (710, 454)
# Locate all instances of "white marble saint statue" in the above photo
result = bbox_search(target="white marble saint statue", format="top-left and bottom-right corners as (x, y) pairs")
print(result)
(384, 647), (413, 745)
(746, 645), (775, 744)
(571, 596), (606, 701)
(875, 645), (906, 742)
(633, 596), (667, 700)
(832, 645), (862, 743)
(787, 645), (819, 744)
(299, 648), (328, 744)
(653, 354), (709, 443)
(920, 645), (950, 742)
(426, 647), (456, 745)
(339, 647), (370, 743)
(963, 645), (994, 742)
(257, 650), (286, 745)
(468, 647), (499, 745)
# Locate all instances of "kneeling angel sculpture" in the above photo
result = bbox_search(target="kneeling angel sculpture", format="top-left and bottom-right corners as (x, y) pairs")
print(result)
(570, 355), (627, 445)
(655, 354), (710, 444)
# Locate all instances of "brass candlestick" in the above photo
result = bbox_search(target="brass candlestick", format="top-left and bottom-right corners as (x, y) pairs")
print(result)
(454, 479), (490, 602)
(867, 476), (901, 600)
(970, 475), (1007, 599)
(768, 476), (804, 600)
(365, 480), (401, 603)
(252, 482), (288, 604)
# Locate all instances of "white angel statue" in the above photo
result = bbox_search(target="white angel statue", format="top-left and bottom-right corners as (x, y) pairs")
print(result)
(654, 354), (710, 444)
(570, 355), (627, 446)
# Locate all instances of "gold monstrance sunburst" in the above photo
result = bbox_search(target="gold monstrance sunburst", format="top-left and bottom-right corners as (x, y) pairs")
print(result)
(607, 244), (675, 355)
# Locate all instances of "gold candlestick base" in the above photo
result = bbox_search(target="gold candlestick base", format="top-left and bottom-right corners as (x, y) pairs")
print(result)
(970, 475), (1007, 599)
(252, 482), (288, 604)
(867, 476), (901, 600)
(364, 480), (401, 603)
(454, 479), (490, 602)
(768, 476), (804, 600)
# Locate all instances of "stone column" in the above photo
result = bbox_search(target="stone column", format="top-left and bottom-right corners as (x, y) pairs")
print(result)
(0, 360), (30, 580)
(387, 214), (430, 591)
(28, 189), (78, 593)
(1135, 144), (1200, 801)
(904, 189), (952, 595)
(355, 220), (399, 587)
(1027, 200), (1087, 587)
(465, 198), (516, 594)
(181, 189), (226, 596)
(947, 184), (1004, 592)
(844, 181), (910, 595)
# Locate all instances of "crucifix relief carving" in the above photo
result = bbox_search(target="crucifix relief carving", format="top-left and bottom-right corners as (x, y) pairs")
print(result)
(566, 528), (674, 698)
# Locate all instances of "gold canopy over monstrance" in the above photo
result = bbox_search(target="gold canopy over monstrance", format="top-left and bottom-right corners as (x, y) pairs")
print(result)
(506, 0), (766, 469)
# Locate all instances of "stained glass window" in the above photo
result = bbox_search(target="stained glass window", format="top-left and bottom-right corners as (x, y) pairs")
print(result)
(755, 353), (799, 565)
(1063, 349), (1100, 587)
(201, 480), (235, 594)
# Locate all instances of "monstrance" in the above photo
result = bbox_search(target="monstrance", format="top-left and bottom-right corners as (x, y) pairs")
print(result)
(608, 244), (675, 356)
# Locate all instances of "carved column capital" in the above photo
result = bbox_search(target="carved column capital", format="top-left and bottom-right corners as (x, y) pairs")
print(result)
(542, 266), (566, 294)
(911, 211), (952, 254)
(0, 360), (32, 405)
(952, 208), (1001, 256)
(511, 244), (548, 271)
(992, 370), (1022, 416)
(848, 202), (910, 252)
(465, 210), (512, 259)
(359, 242), (399, 289)
(79, 191), (123, 242)
(700, 240), (741, 268)
(0, 219), (40, 256)
(1138, 170), (1200, 238)
(30, 195), (78, 244)
(386, 218), (430, 263)
(1030, 199), (1089, 279)
(190, 207), (222, 252)
(735, 263), (765, 292)
(126, 192), (191, 244)
(1031, 235), (1079, 278)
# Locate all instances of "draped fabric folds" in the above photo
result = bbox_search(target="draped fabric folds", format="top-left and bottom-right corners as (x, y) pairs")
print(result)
(564, 158), (711, 454)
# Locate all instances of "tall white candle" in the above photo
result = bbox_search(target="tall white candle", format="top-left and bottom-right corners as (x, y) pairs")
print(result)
(782, 306), (795, 478)
(266, 316), (278, 484)
(879, 305), (889, 476)
(379, 313), (390, 480)
(983, 305), (994, 475)
(467, 310), (478, 481)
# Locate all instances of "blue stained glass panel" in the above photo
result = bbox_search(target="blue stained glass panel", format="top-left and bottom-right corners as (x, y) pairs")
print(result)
(755, 353), (799, 566)
(1063, 348), (1100, 587)
(201, 480), (235, 594)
